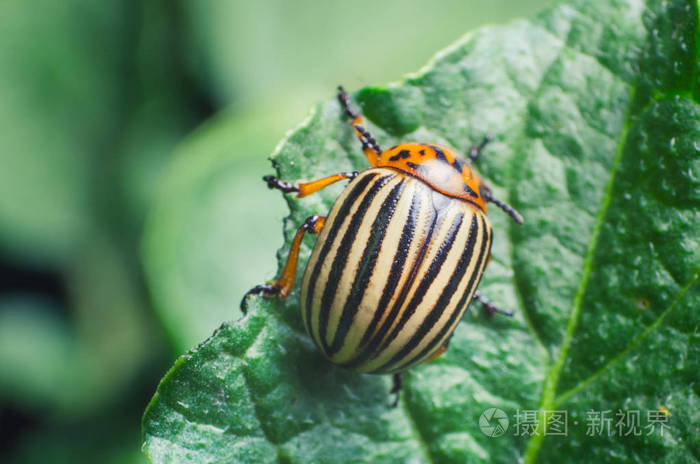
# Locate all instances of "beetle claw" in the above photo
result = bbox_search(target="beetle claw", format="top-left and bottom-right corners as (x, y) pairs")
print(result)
(240, 284), (278, 314)
(263, 175), (298, 194)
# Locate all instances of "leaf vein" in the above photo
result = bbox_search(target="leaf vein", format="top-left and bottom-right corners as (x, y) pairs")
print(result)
(555, 273), (700, 405)
(522, 46), (637, 464)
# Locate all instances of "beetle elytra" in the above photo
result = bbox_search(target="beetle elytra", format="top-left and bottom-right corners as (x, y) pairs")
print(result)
(242, 86), (523, 404)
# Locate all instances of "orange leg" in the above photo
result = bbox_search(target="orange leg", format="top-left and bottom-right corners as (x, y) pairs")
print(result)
(337, 85), (381, 166)
(263, 172), (358, 198)
(240, 215), (326, 313)
(425, 342), (450, 363)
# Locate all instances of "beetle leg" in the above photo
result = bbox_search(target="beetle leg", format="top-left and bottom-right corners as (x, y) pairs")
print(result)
(262, 176), (297, 194)
(425, 340), (450, 363)
(263, 171), (359, 198)
(473, 291), (514, 317)
(337, 85), (382, 166)
(240, 215), (326, 313)
(481, 187), (524, 225)
(388, 373), (403, 408)
(468, 135), (492, 162)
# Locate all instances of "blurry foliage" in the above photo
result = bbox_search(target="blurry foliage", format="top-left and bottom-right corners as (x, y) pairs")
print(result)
(0, 0), (127, 264)
(0, 0), (194, 462)
(0, 0), (552, 462)
(181, 1), (559, 109)
(142, 106), (292, 351)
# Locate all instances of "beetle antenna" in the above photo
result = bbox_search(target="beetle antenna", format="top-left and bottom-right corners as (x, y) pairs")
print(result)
(468, 135), (492, 162)
(482, 189), (523, 224)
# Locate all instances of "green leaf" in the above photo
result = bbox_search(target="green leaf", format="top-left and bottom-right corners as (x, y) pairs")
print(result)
(142, 0), (700, 462)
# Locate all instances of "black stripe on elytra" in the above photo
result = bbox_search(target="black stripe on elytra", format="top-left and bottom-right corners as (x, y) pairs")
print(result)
(374, 208), (463, 358)
(398, 214), (491, 371)
(388, 213), (480, 372)
(327, 180), (406, 356)
(348, 188), (421, 359)
(304, 172), (379, 336)
(342, 193), (437, 369)
(389, 149), (412, 162)
(318, 174), (395, 352)
(371, 211), (467, 373)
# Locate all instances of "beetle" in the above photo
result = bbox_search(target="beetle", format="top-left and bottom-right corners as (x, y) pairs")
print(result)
(241, 86), (522, 404)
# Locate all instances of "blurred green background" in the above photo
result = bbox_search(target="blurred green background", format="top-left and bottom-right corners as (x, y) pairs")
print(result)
(0, 1), (551, 462)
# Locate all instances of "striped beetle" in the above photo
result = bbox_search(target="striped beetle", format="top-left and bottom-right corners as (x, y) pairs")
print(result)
(242, 86), (523, 404)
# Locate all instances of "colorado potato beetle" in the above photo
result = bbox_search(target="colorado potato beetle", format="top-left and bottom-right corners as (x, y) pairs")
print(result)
(242, 86), (523, 404)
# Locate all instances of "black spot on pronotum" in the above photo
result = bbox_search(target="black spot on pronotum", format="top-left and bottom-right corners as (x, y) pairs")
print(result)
(389, 149), (412, 161)
(429, 144), (463, 173)
(463, 183), (478, 198)
(430, 145), (448, 163)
